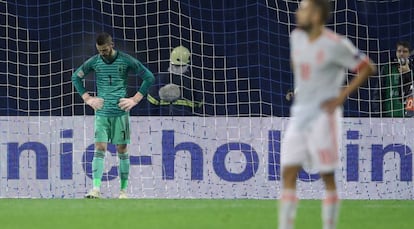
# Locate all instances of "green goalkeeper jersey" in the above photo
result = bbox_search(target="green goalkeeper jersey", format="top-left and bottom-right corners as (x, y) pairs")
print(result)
(72, 51), (155, 117)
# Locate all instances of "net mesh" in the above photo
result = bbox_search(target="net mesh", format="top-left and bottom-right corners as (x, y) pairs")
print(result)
(0, 0), (413, 199)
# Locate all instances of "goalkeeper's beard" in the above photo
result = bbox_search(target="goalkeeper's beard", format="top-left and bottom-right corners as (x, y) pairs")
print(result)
(101, 49), (114, 61)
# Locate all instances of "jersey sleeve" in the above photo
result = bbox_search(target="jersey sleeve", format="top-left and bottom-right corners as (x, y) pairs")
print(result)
(289, 29), (302, 74)
(127, 56), (155, 96)
(334, 37), (369, 73)
(289, 29), (298, 60)
(71, 56), (96, 96)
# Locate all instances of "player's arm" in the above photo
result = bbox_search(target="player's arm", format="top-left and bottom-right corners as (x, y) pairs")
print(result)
(71, 56), (104, 110)
(343, 61), (375, 99)
(131, 66), (155, 103)
(119, 57), (155, 111)
(288, 32), (297, 102)
(322, 39), (377, 113)
(323, 61), (376, 113)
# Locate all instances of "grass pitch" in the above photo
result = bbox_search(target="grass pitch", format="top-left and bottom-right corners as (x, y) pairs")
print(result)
(0, 199), (412, 229)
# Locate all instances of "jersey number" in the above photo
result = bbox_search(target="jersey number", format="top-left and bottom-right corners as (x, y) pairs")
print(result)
(300, 63), (311, 80)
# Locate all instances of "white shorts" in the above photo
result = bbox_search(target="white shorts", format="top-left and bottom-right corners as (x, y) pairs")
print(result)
(281, 109), (342, 173)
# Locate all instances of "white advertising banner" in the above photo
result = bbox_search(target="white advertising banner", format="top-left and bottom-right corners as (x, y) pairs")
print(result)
(0, 116), (412, 199)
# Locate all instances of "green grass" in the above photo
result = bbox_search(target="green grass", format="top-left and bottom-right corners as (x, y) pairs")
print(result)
(0, 199), (412, 229)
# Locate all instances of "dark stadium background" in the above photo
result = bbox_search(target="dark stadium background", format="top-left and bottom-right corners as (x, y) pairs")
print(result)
(0, 0), (413, 116)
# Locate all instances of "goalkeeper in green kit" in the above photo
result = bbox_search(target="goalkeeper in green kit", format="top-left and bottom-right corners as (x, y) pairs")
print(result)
(72, 32), (155, 199)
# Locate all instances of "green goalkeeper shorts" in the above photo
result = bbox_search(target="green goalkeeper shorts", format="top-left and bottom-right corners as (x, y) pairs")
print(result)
(94, 113), (130, 144)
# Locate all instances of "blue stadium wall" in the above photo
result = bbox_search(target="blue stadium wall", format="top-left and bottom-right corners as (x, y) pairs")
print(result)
(0, 0), (413, 116)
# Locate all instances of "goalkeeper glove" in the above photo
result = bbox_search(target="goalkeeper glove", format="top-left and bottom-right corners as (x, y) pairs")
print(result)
(82, 94), (104, 110)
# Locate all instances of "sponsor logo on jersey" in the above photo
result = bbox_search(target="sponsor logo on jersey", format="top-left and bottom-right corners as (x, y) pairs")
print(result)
(118, 64), (127, 74)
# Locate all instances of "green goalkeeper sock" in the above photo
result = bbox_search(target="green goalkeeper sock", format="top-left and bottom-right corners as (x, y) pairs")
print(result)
(92, 150), (105, 189)
(118, 152), (130, 190)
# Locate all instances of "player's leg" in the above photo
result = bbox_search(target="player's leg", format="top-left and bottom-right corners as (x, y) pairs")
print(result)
(86, 116), (110, 198)
(309, 109), (342, 229)
(320, 172), (339, 229)
(279, 165), (301, 229)
(279, 126), (307, 229)
(90, 142), (107, 192)
(111, 113), (131, 198)
(117, 144), (129, 196)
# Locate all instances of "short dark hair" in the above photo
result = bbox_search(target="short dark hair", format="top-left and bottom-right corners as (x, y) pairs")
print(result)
(96, 32), (112, 46)
(396, 41), (411, 51)
(310, 0), (331, 23)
